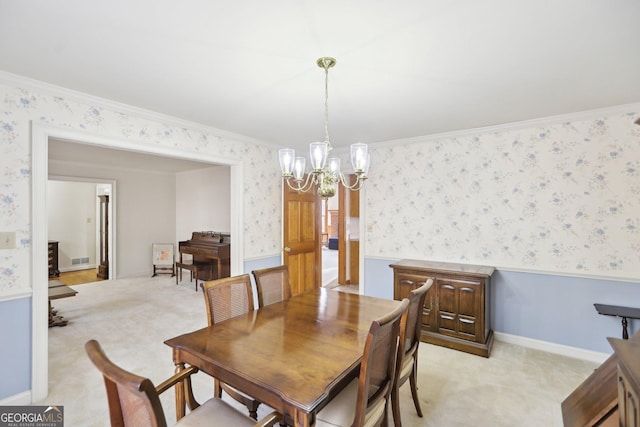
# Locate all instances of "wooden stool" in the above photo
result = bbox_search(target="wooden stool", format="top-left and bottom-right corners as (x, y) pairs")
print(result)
(175, 261), (213, 291)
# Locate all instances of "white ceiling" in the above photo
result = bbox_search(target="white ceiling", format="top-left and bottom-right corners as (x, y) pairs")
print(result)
(2, 0), (640, 154)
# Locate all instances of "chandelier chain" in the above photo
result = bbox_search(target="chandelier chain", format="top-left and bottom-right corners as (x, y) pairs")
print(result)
(323, 62), (330, 145)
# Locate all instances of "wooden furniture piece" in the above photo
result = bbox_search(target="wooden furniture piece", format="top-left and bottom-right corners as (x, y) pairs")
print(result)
(315, 298), (410, 427)
(178, 232), (231, 281)
(595, 303), (640, 340)
(390, 259), (495, 357)
(165, 288), (402, 427)
(561, 330), (640, 426)
(608, 337), (640, 427)
(97, 195), (109, 280)
(84, 339), (282, 427)
(251, 265), (292, 308)
(176, 261), (214, 292)
(48, 281), (77, 327)
(201, 275), (262, 419)
(391, 279), (433, 427)
(48, 240), (60, 278)
(152, 243), (176, 277)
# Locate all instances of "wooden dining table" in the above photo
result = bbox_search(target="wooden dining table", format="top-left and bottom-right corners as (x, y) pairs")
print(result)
(164, 287), (402, 427)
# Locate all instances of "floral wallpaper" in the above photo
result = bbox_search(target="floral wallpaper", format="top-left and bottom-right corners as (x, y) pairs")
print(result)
(1, 74), (639, 294)
(366, 111), (640, 280)
(0, 80), (282, 292)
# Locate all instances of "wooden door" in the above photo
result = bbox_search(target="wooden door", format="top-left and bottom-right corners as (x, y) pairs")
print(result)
(283, 184), (321, 295)
(338, 179), (359, 285)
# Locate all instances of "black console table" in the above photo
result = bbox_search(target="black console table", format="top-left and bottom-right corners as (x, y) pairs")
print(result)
(594, 303), (640, 339)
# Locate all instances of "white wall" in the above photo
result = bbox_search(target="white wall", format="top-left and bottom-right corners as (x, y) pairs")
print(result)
(49, 160), (177, 278)
(47, 180), (98, 270)
(176, 166), (230, 242)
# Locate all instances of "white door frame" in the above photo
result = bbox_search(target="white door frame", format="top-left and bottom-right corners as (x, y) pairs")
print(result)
(31, 123), (244, 401)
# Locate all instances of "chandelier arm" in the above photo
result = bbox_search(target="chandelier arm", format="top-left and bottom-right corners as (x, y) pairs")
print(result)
(284, 173), (316, 192)
(338, 173), (366, 191)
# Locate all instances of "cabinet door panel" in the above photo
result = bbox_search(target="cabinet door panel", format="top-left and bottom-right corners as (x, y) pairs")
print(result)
(396, 272), (436, 331)
(437, 278), (481, 341)
(437, 283), (456, 313)
(458, 284), (479, 317)
(619, 368), (640, 427)
(437, 282), (457, 335)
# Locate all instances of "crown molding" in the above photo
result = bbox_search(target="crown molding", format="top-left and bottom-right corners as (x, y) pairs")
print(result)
(2, 70), (638, 151)
(0, 70), (279, 148)
(372, 102), (640, 149)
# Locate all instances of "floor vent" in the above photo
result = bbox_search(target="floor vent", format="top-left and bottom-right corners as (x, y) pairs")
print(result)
(71, 257), (90, 265)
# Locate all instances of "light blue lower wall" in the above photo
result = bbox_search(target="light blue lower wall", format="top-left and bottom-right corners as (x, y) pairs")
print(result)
(364, 258), (639, 354)
(0, 297), (32, 400)
(243, 256), (281, 305)
(243, 256), (281, 281)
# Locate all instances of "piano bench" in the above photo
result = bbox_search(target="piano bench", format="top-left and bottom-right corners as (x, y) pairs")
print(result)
(175, 261), (213, 292)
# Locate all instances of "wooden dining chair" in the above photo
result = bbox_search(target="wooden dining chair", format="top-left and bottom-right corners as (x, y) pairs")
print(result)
(391, 279), (433, 427)
(85, 339), (281, 427)
(315, 298), (410, 427)
(201, 274), (262, 419)
(251, 265), (292, 308)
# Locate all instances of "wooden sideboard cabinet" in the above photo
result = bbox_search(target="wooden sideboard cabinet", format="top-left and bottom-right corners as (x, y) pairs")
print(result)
(390, 259), (495, 357)
(48, 240), (60, 278)
(608, 337), (640, 427)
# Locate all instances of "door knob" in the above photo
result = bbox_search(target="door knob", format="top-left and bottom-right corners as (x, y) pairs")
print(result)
(283, 247), (291, 252)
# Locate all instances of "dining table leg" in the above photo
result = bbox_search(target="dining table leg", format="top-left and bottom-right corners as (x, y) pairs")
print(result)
(293, 410), (312, 427)
(174, 362), (186, 420)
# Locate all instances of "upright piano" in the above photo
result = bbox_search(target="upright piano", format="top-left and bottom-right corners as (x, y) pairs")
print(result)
(178, 232), (231, 280)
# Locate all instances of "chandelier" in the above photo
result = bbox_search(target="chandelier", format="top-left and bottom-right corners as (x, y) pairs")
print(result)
(278, 57), (370, 198)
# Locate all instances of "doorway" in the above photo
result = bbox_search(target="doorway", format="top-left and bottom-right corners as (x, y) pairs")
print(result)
(31, 123), (244, 402)
(319, 181), (360, 289)
(321, 198), (339, 287)
(47, 178), (115, 284)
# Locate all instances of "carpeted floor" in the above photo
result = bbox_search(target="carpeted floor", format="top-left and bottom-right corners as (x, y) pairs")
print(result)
(39, 275), (599, 426)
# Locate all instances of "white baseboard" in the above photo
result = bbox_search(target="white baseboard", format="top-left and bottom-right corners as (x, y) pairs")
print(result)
(0, 390), (32, 405)
(494, 332), (611, 364)
(59, 264), (97, 273)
